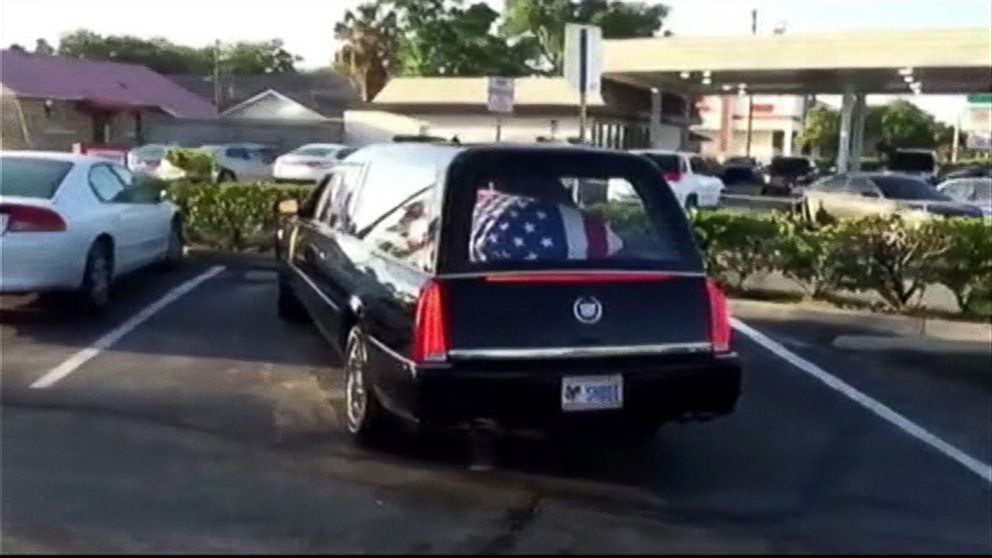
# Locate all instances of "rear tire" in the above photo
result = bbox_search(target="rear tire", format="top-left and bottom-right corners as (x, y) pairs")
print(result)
(77, 241), (113, 312)
(277, 276), (309, 323)
(159, 221), (184, 270)
(216, 169), (236, 183)
(343, 326), (392, 445)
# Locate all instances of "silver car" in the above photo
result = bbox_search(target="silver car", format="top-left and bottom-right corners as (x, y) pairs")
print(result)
(938, 177), (992, 219)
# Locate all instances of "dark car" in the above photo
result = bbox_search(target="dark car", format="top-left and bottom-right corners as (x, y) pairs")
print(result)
(720, 164), (765, 189)
(803, 172), (984, 220)
(274, 143), (741, 444)
(762, 156), (817, 196)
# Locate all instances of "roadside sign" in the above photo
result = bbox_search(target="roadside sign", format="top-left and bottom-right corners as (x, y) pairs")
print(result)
(966, 133), (991, 150)
(967, 94), (992, 105)
(487, 77), (514, 114)
(563, 24), (603, 95)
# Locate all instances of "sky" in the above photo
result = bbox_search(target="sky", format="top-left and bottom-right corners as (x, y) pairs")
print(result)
(1, 0), (988, 121)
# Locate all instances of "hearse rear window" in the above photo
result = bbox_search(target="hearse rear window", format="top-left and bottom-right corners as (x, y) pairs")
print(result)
(441, 150), (702, 273)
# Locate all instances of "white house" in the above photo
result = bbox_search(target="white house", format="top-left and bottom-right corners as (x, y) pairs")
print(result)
(695, 95), (807, 163)
(350, 76), (697, 149)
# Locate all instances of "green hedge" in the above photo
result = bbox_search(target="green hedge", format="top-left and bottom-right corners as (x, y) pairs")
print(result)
(164, 181), (312, 251)
(692, 212), (992, 317)
(161, 181), (991, 317)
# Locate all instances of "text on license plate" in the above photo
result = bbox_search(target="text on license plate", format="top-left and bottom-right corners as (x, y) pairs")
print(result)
(561, 375), (623, 411)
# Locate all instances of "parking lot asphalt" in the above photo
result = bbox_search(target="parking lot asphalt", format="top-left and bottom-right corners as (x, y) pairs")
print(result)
(2, 254), (990, 554)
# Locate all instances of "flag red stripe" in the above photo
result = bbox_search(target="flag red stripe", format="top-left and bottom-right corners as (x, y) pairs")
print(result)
(583, 216), (607, 258)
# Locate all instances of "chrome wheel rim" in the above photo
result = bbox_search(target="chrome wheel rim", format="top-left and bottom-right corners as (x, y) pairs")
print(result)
(345, 334), (368, 433)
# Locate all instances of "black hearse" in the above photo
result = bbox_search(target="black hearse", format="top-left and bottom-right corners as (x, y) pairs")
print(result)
(275, 143), (741, 444)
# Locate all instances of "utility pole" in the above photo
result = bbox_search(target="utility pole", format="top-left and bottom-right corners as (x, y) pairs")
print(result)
(578, 27), (589, 144)
(213, 39), (221, 109)
(745, 9), (757, 158)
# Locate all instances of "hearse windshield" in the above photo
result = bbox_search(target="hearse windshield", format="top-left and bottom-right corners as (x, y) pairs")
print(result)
(440, 149), (703, 274)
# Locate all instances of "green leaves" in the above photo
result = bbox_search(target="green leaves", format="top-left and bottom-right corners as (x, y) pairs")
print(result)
(691, 211), (990, 317)
(927, 218), (992, 317)
(164, 182), (311, 252)
(691, 212), (785, 291)
(164, 148), (214, 183)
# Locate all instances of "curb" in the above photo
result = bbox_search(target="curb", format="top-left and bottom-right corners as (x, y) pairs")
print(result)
(833, 335), (992, 356)
(729, 298), (992, 344)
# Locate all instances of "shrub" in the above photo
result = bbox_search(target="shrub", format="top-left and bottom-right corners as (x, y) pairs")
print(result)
(826, 215), (951, 311)
(165, 181), (311, 251)
(927, 218), (992, 317)
(165, 148), (215, 182)
(691, 212), (785, 291)
(774, 221), (848, 299)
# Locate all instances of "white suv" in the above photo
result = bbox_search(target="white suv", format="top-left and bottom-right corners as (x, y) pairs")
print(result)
(631, 150), (725, 209)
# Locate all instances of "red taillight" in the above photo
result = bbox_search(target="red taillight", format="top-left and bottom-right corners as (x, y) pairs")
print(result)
(412, 280), (448, 363)
(706, 279), (731, 353)
(0, 204), (67, 233)
(663, 171), (682, 184)
(485, 273), (674, 284)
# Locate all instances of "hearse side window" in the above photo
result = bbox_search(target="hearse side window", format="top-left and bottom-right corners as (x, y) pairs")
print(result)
(363, 188), (435, 271)
(324, 164), (364, 233)
(442, 150), (702, 273)
(349, 160), (436, 234)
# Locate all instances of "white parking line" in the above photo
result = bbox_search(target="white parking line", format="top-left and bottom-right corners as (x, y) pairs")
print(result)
(29, 265), (226, 390)
(731, 317), (992, 485)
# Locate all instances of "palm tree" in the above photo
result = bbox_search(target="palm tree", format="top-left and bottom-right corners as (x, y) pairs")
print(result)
(334, 2), (398, 102)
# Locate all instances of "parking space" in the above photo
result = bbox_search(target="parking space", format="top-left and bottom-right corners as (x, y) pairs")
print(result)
(2, 255), (990, 553)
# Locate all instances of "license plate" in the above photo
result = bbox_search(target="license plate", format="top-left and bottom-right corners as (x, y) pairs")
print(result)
(561, 375), (623, 412)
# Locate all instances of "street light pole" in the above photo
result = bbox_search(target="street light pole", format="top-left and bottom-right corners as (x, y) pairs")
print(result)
(213, 39), (221, 109)
(745, 9), (757, 158)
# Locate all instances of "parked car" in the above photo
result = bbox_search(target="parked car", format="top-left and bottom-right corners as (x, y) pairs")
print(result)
(126, 143), (181, 178)
(762, 155), (817, 196)
(802, 172), (984, 220)
(630, 150), (725, 209)
(202, 143), (278, 182)
(937, 177), (992, 218)
(273, 143), (356, 183)
(1, 151), (183, 309)
(274, 143), (741, 445)
(885, 148), (939, 184)
(941, 164), (992, 181)
(719, 164), (765, 190)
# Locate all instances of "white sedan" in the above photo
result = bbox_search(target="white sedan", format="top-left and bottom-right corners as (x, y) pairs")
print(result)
(1, 151), (184, 310)
(630, 150), (725, 209)
(273, 143), (355, 183)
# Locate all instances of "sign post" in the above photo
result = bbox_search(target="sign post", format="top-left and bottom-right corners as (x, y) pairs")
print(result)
(487, 77), (514, 142)
(564, 24), (602, 144)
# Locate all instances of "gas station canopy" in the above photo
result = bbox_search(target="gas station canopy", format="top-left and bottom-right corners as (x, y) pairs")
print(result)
(604, 28), (992, 95)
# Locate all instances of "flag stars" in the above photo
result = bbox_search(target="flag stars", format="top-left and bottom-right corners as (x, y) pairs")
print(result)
(541, 237), (553, 247)
(523, 222), (536, 233)
(536, 210), (547, 220)
(513, 237), (524, 247)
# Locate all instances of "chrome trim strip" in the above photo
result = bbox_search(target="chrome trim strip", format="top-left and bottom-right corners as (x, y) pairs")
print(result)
(367, 335), (414, 366)
(437, 270), (706, 280)
(447, 342), (713, 360)
(288, 262), (340, 311)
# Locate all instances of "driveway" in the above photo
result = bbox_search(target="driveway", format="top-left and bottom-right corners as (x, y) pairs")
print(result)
(2, 255), (989, 553)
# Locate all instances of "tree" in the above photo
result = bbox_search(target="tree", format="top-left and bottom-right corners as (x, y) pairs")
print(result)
(56, 30), (301, 75)
(220, 40), (301, 74)
(334, 2), (399, 101)
(797, 104), (839, 158)
(879, 99), (938, 151)
(393, 0), (536, 77)
(8, 43), (27, 52)
(34, 38), (55, 55)
(502, 0), (670, 73)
